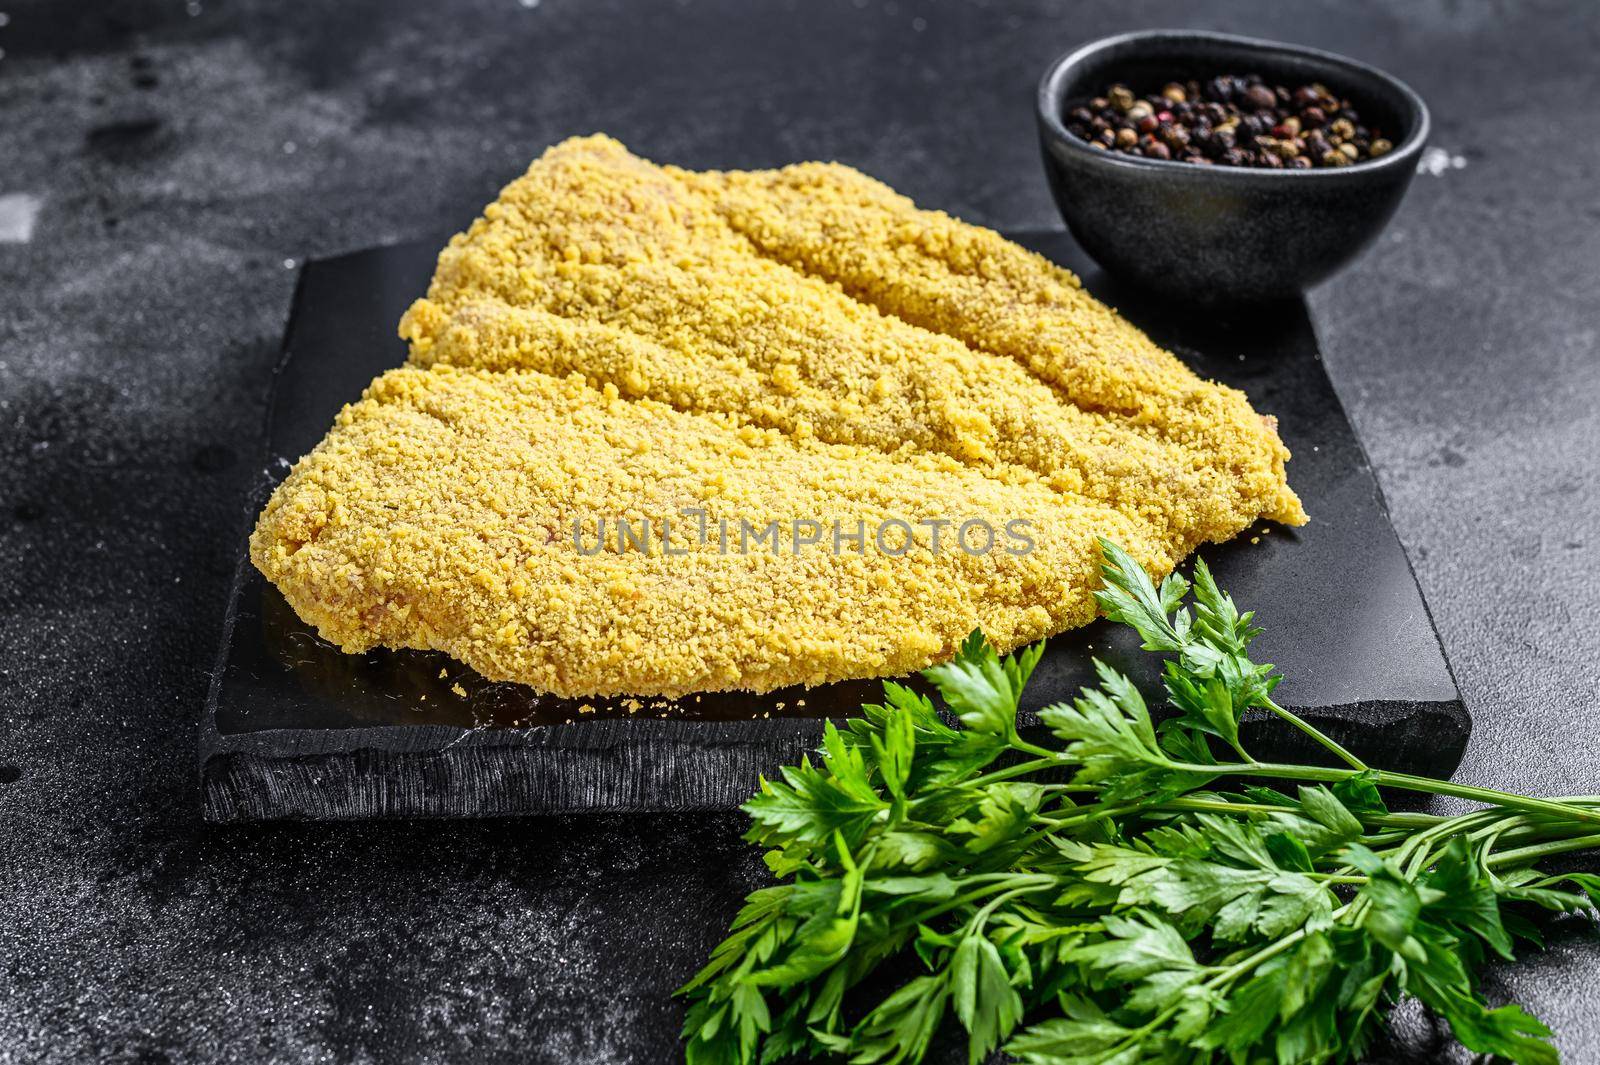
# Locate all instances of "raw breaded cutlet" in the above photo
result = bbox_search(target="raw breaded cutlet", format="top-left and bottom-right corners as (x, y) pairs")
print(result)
(252, 134), (1305, 697)
(251, 366), (1152, 698)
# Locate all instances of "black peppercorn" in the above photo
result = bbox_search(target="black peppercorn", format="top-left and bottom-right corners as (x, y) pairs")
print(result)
(1243, 84), (1276, 111)
(1067, 75), (1389, 169)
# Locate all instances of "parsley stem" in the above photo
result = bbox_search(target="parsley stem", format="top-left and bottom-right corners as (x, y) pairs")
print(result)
(1012, 736), (1058, 759)
(1373, 771), (1600, 826)
(1485, 833), (1600, 868)
(956, 756), (1062, 790)
(1159, 797), (1297, 816)
(1020, 804), (1145, 855)
(1261, 696), (1369, 770)
(1474, 820), (1600, 847)
(1159, 759), (1600, 827)
(900, 875), (1059, 929)
(1039, 803), (1143, 828)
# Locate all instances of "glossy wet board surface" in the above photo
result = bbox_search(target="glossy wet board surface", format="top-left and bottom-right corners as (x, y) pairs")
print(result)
(199, 230), (1467, 820)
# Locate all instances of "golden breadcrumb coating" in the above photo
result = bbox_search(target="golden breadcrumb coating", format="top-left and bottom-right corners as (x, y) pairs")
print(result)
(251, 366), (1149, 697)
(253, 134), (1305, 697)
(675, 158), (1305, 527)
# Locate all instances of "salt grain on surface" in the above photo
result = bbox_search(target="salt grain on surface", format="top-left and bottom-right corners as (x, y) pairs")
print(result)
(0, 192), (42, 244)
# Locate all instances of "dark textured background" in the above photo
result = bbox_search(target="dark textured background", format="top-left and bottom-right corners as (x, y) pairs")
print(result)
(1, 1), (1596, 1062)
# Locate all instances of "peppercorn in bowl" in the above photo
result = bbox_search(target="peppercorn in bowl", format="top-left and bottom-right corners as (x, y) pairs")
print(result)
(1037, 30), (1428, 303)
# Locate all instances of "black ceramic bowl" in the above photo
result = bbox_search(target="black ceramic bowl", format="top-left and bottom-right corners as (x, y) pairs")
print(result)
(1037, 30), (1429, 303)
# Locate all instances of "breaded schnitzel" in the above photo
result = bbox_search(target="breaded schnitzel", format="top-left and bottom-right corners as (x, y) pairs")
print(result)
(251, 366), (1149, 697)
(251, 135), (1304, 697)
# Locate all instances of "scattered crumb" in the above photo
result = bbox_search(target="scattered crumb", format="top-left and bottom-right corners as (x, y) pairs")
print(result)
(451, 682), (467, 697)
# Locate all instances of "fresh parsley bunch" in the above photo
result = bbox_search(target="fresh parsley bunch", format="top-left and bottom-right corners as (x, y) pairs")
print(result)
(678, 540), (1600, 1065)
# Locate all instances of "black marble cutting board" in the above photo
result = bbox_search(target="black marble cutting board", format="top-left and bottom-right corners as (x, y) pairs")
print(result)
(199, 231), (1467, 821)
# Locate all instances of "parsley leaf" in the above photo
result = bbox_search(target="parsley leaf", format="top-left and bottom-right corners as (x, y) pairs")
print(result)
(680, 541), (1596, 1065)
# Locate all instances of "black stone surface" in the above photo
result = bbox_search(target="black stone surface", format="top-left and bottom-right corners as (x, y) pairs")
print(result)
(2, 1), (1597, 1062)
(201, 234), (1465, 821)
